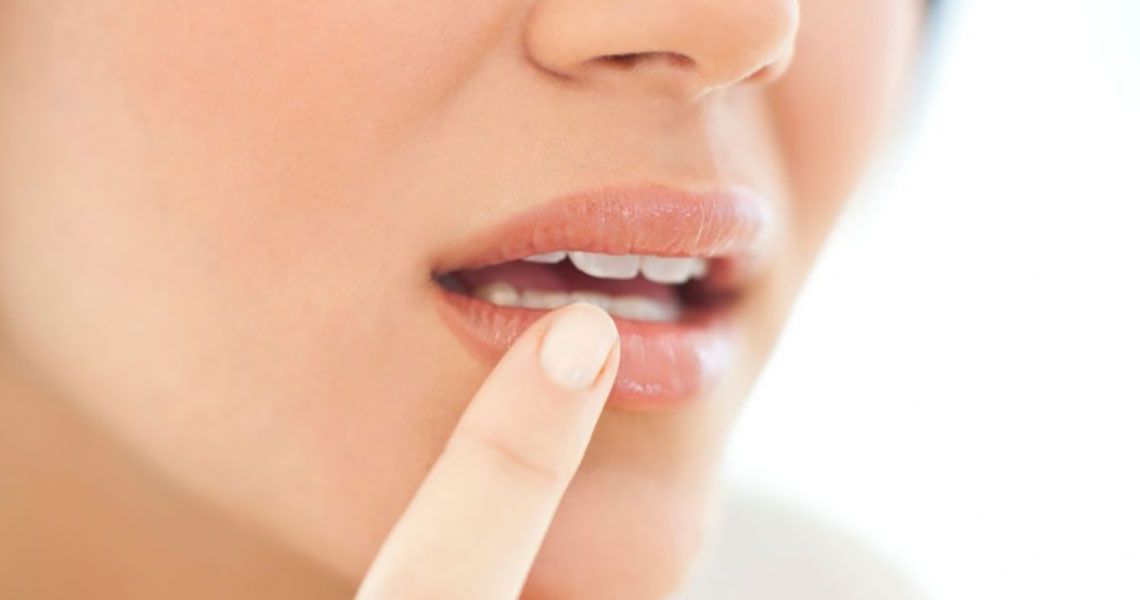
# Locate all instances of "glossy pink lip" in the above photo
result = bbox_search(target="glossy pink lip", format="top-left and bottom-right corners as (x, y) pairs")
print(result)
(432, 184), (768, 411)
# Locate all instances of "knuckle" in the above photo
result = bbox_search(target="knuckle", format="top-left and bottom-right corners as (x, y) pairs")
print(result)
(452, 427), (570, 489)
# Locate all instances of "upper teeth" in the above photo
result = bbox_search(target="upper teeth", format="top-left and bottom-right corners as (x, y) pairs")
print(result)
(523, 251), (708, 284)
(521, 251), (567, 264)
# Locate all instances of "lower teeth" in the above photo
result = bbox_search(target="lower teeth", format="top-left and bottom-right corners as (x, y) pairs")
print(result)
(473, 282), (680, 323)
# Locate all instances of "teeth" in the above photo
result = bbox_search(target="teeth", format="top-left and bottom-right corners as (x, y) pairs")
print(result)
(522, 251), (567, 264)
(640, 256), (704, 284)
(473, 282), (519, 307)
(525, 251), (709, 284)
(609, 296), (681, 322)
(470, 283), (680, 323)
(691, 259), (709, 279)
(518, 289), (571, 310)
(568, 252), (641, 280)
(569, 291), (612, 312)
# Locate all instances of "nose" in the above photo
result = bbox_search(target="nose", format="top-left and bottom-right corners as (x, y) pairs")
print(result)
(524, 0), (799, 96)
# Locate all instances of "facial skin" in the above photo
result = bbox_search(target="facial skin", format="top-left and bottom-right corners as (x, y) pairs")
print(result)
(0, 1), (921, 597)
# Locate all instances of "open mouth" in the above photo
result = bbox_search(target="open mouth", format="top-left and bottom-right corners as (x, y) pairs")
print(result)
(432, 184), (768, 410)
(436, 251), (732, 325)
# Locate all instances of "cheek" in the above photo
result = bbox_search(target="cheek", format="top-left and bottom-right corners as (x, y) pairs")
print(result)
(2, 0), (523, 403)
(770, 0), (922, 251)
(108, 0), (508, 136)
(100, 0), (515, 225)
(1, 0), (518, 575)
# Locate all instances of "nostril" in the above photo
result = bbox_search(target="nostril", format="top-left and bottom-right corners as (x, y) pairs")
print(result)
(743, 63), (773, 83)
(742, 50), (794, 85)
(524, 0), (798, 93)
(593, 51), (696, 72)
(598, 53), (641, 70)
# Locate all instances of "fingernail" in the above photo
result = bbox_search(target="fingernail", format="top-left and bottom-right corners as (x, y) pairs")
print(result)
(539, 303), (619, 390)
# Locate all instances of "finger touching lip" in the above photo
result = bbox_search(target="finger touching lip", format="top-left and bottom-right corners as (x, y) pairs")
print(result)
(432, 183), (769, 410)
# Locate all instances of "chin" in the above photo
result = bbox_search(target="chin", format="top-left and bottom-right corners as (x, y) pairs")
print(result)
(521, 364), (763, 599)
(524, 472), (717, 599)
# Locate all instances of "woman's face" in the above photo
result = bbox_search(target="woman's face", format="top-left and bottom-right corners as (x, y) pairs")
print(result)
(0, 0), (921, 595)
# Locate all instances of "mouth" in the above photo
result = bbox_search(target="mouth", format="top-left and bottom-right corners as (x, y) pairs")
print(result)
(432, 184), (769, 410)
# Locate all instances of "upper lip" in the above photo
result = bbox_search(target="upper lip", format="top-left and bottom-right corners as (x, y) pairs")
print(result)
(432, 183), (770, 275)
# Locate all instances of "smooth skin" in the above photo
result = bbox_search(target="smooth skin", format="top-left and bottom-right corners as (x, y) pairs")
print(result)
(0, 0), (923, 597)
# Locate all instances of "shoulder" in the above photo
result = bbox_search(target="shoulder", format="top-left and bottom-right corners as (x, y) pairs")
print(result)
(674, 488), (926, 599)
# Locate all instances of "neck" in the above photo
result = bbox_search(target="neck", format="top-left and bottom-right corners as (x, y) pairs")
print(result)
(0, 350), (352, 599)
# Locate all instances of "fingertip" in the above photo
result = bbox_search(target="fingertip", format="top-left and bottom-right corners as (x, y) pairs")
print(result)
(537, 303), (620, 391)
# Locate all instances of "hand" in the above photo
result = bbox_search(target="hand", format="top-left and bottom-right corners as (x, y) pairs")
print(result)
(355, 303), (621, 599)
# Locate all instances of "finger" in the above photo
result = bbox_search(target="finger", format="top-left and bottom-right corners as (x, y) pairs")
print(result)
(356, 302), (620, 600)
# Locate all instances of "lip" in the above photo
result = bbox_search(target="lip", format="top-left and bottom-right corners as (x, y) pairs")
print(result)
(432, 184), (769, 411)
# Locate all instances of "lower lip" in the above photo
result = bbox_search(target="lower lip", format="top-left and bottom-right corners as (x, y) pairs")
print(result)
(434, 289), (732, 411)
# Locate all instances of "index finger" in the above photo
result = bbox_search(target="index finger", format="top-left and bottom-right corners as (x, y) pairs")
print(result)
(356, 303), (620, 599)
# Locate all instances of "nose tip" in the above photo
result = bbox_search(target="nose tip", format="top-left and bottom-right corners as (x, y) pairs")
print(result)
(525, 0), (799, 95)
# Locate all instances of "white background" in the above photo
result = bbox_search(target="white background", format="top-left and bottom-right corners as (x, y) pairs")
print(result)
(726, 0), (1140, 598)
